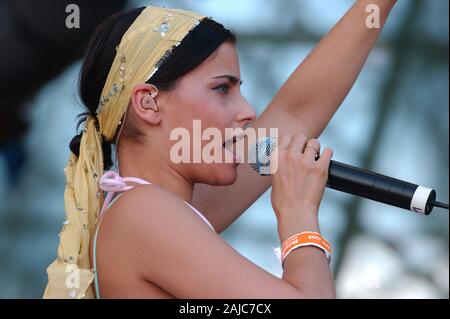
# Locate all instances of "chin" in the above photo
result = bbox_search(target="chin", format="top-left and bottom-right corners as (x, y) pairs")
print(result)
(211, 163), (239, 186)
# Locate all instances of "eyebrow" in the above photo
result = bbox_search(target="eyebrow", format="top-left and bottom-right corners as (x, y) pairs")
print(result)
(212, 75), (243, 86)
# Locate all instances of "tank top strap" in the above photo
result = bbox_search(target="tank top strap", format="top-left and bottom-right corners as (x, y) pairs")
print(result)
(184, 202), (215, 231)
(99, 171), (152, 220)
(98, 171), (214, 230)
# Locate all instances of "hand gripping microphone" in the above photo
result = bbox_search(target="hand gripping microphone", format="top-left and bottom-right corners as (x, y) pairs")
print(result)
(248, 137), (449, 215)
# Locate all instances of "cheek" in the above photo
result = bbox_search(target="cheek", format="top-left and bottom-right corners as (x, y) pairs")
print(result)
(167, 88), (232, 139)
(191, 98), (230, 129)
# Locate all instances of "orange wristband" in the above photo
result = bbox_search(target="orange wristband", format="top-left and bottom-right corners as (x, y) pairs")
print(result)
(280, 232), (332, 265)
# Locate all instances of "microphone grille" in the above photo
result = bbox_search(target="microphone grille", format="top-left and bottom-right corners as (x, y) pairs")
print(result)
(248, 136), (277, 176)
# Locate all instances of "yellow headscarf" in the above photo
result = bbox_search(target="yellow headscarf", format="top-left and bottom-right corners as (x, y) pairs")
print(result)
(43, 6), (205, 299)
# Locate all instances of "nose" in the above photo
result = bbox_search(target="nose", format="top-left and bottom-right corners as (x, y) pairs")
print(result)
(236, 97), (256, 127)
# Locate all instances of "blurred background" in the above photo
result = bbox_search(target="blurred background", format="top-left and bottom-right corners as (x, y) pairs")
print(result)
(0, 0), (448, 298)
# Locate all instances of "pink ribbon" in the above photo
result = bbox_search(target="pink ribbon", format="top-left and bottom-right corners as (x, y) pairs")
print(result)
(98, 171), (151, 219)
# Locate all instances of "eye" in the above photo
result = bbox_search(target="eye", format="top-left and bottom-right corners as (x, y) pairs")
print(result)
(213, 84), (231, 94)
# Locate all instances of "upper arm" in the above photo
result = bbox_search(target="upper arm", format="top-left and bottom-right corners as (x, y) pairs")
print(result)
(125, 185), (305, 299)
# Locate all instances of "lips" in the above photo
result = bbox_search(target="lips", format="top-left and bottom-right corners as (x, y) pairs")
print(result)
(223, 132), (245, 163)
(223, 132), (245, 151)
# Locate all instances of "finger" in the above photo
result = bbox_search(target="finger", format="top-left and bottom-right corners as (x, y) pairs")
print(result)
(270, 146), (280, 175)
(288, 132), (308, 160)
(302, 138), (321, 163)
(317, 148), (333, 171)
(269, 135), (289, 175)
(277, 134), (292, 150)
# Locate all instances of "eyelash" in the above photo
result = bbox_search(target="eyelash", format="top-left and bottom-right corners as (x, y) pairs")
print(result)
(214, 84), (231, 94)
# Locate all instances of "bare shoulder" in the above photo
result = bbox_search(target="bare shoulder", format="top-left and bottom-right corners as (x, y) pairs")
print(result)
(103, 184), (305, 298)
(110, 184), (213, 232)
(104, 182), (216, 253)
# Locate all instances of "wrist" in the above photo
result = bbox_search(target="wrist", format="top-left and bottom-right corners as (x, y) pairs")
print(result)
(277, 213), (320, 243)
(280, 231), (333, 266)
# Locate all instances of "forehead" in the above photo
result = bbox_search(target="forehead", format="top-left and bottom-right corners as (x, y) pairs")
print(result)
(194, 42), (240, 76)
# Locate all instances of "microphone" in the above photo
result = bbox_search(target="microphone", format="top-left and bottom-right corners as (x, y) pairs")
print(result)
(247, 137), (449, 215)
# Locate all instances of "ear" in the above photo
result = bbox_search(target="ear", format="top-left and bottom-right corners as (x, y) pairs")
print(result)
(130, 83), (162, 125)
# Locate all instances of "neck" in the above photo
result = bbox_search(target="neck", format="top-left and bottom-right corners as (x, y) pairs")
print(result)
(116, 143), (194, 204)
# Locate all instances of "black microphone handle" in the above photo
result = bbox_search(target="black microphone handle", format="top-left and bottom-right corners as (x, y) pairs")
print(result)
(326, 160), (436, 215)
(248, 137), (441, 215)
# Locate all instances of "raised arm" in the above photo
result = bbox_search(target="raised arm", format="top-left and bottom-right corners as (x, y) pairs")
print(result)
(270, 0), (397, 137)
(193, 0), (397, 233)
